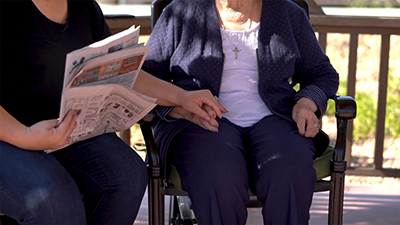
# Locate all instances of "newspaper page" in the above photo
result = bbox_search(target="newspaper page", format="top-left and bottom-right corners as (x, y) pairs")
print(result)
(63, 25), (143, 87)
(48, 25), (156, 152)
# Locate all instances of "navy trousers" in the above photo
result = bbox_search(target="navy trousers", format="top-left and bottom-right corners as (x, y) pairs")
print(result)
(169, 115), (317, 225)
(0, 133), (147, 225)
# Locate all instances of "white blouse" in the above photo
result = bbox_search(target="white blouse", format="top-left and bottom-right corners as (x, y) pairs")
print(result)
(219, 23), (273, 127)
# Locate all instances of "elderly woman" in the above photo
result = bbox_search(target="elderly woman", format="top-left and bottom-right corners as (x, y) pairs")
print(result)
(143, 0), (339, 224)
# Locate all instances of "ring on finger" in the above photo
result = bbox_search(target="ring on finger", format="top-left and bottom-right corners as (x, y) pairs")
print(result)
(314, 123), (320, 129)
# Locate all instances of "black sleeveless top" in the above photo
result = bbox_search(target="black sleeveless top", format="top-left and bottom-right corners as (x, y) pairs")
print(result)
(0, 0), (111, 126)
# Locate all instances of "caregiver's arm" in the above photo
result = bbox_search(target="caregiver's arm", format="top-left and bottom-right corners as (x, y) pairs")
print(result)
(0, 106), (77, 150)
(133, 70), (227, 121)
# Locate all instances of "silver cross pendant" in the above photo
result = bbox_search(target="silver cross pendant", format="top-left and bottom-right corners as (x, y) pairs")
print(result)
(232, 46), (241, 60)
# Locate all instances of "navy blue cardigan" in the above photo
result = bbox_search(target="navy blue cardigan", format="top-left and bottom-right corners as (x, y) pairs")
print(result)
(142, 0), (339, 164)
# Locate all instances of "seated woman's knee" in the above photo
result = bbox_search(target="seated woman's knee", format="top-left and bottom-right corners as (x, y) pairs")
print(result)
(19, 186), (85, 223)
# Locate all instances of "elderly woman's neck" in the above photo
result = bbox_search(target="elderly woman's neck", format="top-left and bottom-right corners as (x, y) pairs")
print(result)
(215, 0), (261, 30)
(222, 0), (247, 9)
(216, 0), (260, 12)
(220, 0), (254, 11)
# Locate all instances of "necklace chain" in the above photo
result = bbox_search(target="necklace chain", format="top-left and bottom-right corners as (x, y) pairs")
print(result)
(221, 25), (245, 60)
(218, 0), (255, 60)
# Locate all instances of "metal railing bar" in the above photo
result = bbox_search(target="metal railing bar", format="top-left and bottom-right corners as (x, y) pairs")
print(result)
(346, 168), (400, 177)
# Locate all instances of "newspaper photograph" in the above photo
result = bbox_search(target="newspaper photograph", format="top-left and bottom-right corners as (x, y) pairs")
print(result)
(63, 25), (143, 86)
(48, 25), (156, 152)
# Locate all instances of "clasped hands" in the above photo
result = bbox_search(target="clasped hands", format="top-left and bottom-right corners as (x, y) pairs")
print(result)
(169, 96), (320, 138)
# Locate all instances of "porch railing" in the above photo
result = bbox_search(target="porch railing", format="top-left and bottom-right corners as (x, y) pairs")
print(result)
(310, 15), (400, 177)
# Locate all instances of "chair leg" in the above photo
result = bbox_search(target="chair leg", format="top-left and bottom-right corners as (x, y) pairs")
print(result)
(148, 176), (165, 225)
(328, 170), (346, 225)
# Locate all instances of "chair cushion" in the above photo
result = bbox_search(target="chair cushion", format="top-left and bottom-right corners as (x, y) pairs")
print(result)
(314, 146), (334, 180)
(168, 146), (334, 190)
(169, 164), (182, 190)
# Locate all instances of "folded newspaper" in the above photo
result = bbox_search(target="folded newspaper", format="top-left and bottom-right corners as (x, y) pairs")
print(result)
(47, 25), (156, 152)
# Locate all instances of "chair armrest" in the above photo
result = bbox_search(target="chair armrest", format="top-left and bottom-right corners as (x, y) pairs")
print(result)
(138, 112), (162, 178)
(332, 95), (357, 164)
(329, 95), (356, 225)
(335, 95), (357, 120)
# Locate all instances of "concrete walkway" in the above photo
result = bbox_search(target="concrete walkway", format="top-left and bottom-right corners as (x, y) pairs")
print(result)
(134, 184), (400, 225)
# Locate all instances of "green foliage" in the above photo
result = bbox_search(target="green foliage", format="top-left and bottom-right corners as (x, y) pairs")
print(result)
(353, 91), (377, 140)
(385, 72), (400, 137)
(326, 72), (400, 141)
(326, 80), (347, 117)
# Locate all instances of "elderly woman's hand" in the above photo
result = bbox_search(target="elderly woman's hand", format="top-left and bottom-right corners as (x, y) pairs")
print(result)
(169, 105), (221, 132)
(176, 90), (227, 122)
(292, 97), (320, 138)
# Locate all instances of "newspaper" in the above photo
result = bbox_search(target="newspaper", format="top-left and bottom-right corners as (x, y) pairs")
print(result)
(48, 25), (156, 152)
